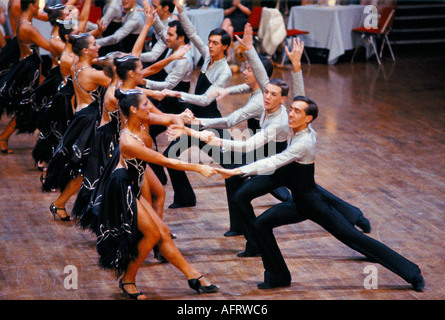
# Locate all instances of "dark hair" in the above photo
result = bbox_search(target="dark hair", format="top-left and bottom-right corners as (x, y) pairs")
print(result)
(168, 20), (189, 44)
(259, 55), (273, 78)
(269, 78), (289, 97)
(68, 33), (93, 56)
(160, 0), (175, 13)
(57, 20), (76, 42)
(97, 52), (125, 78)
(44, 4), (66, 26)
(114, 55), (140, 81)
(294, 95), (318, 122)
(115, 89), (144, 117)
(209, 28), (231, 55)
(21, 0), (37, 11)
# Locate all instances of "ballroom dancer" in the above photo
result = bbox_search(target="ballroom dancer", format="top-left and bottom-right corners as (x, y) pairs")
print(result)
(139, 0), (176, 73)
(42, 33), (110, 221)
(97, 0), (123, 56)
(33, 8), (98, 176)
(73, 43), (190, 221)
(14, 4), (68, 138)
(95, 0), (145, 53)
(71, 51), (125, 220)
(160, 0), (232, 208)
(7, 0), (48, 38)
(140, 12), (194, 185)
(215, 96), (425, 292)
(180, 24), (370, 249)
(32, 2), (100, 172)
(0, 0), (53, 154)
(95, 89), (219, 299)
(182, 23), (300, 237)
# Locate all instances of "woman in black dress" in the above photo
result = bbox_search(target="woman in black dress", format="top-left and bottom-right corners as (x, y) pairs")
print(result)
(0, 0), (51, 154)
(96, 89), (219, 299)
(72, 51), (125, 221)
(42, 33), (110, 221)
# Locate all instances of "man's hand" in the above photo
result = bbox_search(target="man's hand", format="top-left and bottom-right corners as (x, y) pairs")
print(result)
(285, 37), (304, 73)
(234, 23), (254, 51)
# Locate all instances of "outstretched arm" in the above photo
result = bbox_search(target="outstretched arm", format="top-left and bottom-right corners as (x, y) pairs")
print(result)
(285, 37), (306, 96)
(235, 23), (269, 92)
(120, 135), (216, 177)
(142, 44), (191, 78)
(131, 5), (156, 58)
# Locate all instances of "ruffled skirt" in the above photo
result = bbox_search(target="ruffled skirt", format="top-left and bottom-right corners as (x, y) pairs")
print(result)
(95, 167), (142, 278)
(42, 101), (100, 192)
(72, 121), (118, 219)
(0, 52), (41, 118)
(32, 80), (75, 164)
(16, 66), (64, 134)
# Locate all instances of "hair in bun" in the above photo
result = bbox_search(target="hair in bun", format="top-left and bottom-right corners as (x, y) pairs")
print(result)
(114, 55), (140, 81)
(68, 33), (92, 56)
(44, 4), (66, 26)
(97, 52), (125, 78)
(57, 20), (76, 42)
(114, 89), (144, 117)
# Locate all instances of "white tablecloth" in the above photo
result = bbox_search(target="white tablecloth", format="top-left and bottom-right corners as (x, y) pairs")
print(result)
(183, 7), (224, 66)
(287, 4), (366, 64)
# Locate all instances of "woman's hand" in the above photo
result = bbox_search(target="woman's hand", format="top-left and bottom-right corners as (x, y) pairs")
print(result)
(198, 165), (217, 178)
(166, 124), (186, 141)
(199, 130), (216, 143)
(215, 167), (242, 181)
(161, 89), (181, 98)
(179, 108), (195, 124)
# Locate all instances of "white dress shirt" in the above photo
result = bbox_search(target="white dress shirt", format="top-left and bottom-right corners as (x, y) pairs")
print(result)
(177, 11), (232, 107)
(240, 124), (317, 176)
(96, 4), (145, 48)
(139, 15), (175, 63)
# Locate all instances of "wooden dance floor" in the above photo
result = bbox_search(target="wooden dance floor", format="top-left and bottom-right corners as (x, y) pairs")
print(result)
(1, 46), (444, 302)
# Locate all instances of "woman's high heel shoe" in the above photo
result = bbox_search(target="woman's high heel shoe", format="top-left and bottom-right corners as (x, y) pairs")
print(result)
(188, 276), (219, 294)
(0, 139), (13, 154)
(119, 278), (144, 300)
(49, 203), (73, 221)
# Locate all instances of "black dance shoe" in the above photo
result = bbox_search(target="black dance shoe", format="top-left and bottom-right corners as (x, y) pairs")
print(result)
(237, 250), (261, 258)
(168, 202), (196, 209)
(411, 273), (425, 292)
(357, 216), (371, 233)
(257, 281), (291, 289)
(188, 276), (219, 294)
(0, 139), (13, 154)
(49, 203), (73, 221)
(223, 230), (243, 237)
(119, 279), (145, 300)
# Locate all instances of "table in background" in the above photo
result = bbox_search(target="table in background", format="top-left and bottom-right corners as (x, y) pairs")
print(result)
(287, 4), (366, 64)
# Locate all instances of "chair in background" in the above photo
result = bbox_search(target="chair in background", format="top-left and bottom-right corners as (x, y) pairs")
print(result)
(233, 6), (263, 39)
(351, 6), (397, 65)
(281, 29), (311, 66)
(88, 6), (102, 24)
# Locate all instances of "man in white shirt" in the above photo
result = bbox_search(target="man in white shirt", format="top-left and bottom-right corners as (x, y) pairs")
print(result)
(204, 23), (371, 250)
(140, 0), (176, 70)
(96, 0), (145, 53)
(159, 0), (233, 209)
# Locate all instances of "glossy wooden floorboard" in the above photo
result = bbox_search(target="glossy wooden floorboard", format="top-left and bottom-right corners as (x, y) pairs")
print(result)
(1, 48), (444, 301)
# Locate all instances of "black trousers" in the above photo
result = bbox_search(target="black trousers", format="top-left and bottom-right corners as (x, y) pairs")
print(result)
(233, 174), (420, 286)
